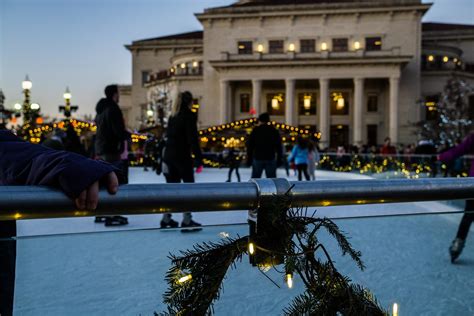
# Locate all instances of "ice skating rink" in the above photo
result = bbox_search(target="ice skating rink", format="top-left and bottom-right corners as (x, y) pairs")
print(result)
(11, 168), (474, 315)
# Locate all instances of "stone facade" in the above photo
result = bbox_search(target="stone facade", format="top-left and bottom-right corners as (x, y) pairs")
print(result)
(126, 0), (474, 148)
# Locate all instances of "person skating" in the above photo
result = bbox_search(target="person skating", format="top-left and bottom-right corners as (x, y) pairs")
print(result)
(288, 136), (311, 181)
(224, 147), (241, 182)
(307, 140), (320, 181)
(94, 84), (130, 226)
(160, 91), (203, 229)
(247, 112), (282, 178)
(0, 129), (119, 316)
(438, 132), (474, 263)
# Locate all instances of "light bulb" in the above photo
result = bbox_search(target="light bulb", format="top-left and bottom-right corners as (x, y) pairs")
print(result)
(30, 103), (40, 110)
(321, 42), (328, 51)
(354, 41), (361, 50)
(392, 303), (398, 316)
(14, 103), (22, 110)
(288, 43), (295, 52)
(146, 110), (154, 117)
(286, 273), (293, 289)
(178, 274), (192, 284)
(257, 44), (264, 53)
(248, 242), (255, 255)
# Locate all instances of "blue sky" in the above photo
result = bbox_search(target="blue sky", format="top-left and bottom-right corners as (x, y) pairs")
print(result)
(1, 0), (473, 118)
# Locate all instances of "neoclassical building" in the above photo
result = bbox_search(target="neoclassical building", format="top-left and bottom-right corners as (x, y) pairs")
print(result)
(125, 0), (474, 148)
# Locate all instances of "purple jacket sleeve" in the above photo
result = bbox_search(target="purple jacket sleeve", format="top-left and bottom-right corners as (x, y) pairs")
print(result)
(0, 130), (115, 198)
(439, 134), (474, 163)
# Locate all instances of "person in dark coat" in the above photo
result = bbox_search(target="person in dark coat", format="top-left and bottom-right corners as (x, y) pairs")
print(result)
(224, 147), (241, 182)
(0, 129), (119, 316)
(94, 84), (130, 226)
(161, 91), (203, 228)
(64, 124), (86, 156)
(247, 112), (282, 178)
(439, 133), (474, 263)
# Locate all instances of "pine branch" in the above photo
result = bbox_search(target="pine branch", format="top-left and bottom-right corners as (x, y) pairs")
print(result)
(162, 236), (248, 315)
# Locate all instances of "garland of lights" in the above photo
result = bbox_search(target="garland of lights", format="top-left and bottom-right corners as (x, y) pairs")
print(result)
(20, 119), (148, 144)
(160, 192), (386, 315)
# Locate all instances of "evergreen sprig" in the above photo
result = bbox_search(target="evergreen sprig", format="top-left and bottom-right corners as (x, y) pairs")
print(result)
(161, 193), (387, 315)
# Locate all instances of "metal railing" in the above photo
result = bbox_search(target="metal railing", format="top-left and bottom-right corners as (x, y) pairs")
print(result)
(1, 177), (473, 221)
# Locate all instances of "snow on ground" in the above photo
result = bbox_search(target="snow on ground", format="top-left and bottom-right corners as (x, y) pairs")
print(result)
(11, 168), (474, 315)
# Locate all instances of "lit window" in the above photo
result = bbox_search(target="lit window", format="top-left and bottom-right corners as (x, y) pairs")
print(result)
(366, 37), (382, 51)
(238, 41), (253, 55)
(266, 93), (285, 115)
(330, 92), (349, 115)
(298, 93), (316, 115)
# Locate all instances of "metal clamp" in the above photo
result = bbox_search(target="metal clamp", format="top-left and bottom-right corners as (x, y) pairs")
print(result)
(248, 178), (292, 222)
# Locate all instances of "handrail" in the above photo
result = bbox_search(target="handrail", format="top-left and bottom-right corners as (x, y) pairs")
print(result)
(0, 178), (473, 221)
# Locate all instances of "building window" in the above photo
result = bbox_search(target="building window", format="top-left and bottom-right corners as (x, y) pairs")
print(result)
(240, 94), (250, 113)
(366, 37), (382, 51)
(332, 38), (348, 52)
(141, 71), (151, 86)
(367, 125), (378, 146)
(330, 125), (349, 148)
(266, 93), (285, 115)
(269, 40), (284, 54)
(330, 92), (349, 115)
(424, 95), (439, 121)
(238, 41), (253, 55)
(298, 93), (316, 115)
(367, 94), (378, 112)
(300, 39), (315, 53)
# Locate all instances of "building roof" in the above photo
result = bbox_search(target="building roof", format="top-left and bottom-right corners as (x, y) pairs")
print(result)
(232, 0), (372, 6)
(422, 22), (474, 32)
(132, 31), (203, 44)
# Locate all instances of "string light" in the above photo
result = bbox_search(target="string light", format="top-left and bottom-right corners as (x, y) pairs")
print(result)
(178, 274), (192, 284)
(392, 303), (398, 316)
(248, 242), (255, 255)
(286, 273), (293, 289)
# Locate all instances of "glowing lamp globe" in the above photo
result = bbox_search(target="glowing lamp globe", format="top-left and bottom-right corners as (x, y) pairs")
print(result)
(22, 76), (32, 90)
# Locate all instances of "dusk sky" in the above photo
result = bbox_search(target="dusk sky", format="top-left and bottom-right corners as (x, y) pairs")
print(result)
(1, 0), (473, 119)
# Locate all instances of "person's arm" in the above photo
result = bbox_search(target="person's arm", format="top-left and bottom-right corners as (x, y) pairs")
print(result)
(439, 134), (474, 163)
(0, 131), (118, 210)
(185, 112), (203, 166)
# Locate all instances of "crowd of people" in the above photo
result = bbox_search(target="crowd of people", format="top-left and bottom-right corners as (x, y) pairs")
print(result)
(0, 84), (473, 315)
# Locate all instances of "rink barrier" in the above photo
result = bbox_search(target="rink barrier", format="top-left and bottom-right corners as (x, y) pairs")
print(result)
(0, 178), (473, 221)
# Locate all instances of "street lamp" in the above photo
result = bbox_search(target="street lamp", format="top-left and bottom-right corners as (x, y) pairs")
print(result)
(22, 75), (33, 121)
(59, 87), (78, 118)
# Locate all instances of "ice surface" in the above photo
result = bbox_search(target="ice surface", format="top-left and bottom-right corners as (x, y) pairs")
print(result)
(11, 167), (474, 315)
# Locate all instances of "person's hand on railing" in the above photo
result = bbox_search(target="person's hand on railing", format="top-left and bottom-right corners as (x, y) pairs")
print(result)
(74, 171), (118, 210)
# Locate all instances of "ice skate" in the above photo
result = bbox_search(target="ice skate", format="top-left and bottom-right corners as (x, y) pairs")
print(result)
(449, 238), (465, 263)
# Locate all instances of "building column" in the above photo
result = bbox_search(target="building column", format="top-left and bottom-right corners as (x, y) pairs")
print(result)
(252, 79), (262, 116)
(319, 78), (330, 147)
(353, 77), (364, 145)
(285, 78), (296, 125)
(389, 76), (400, 143)
(220, 79), (230, 124)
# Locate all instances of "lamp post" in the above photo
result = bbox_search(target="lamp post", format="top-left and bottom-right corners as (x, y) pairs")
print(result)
(59, 87), (78, 118)
(22, 75), (33, 122)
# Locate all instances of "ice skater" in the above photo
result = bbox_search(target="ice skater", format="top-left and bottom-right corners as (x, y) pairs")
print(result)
(160, 91), (203, 229)
(438, 132), (474, 263)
